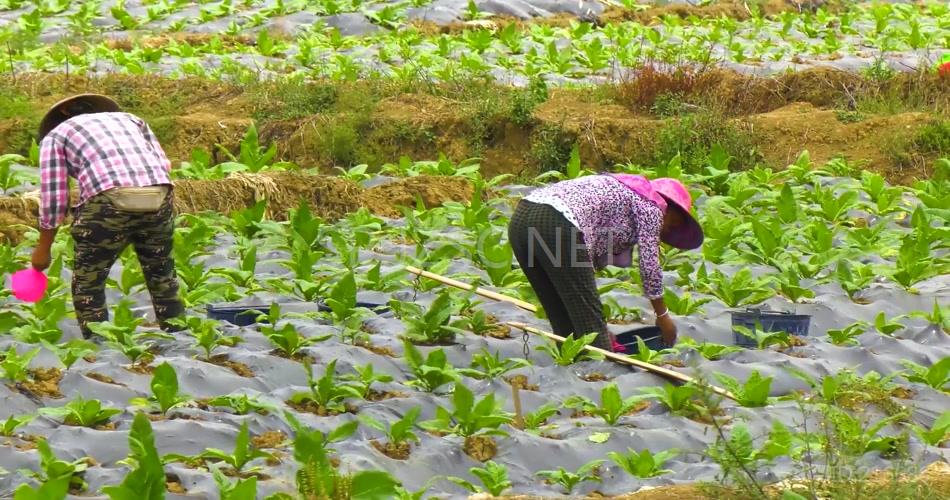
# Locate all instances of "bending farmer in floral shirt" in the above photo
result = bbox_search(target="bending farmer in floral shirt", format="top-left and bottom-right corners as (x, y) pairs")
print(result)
(31, 94), (184, 338)
(508, 174), (704, 351)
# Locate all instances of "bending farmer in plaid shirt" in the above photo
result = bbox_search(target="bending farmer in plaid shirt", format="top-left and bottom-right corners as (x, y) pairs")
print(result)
(30, 94), (184, 338)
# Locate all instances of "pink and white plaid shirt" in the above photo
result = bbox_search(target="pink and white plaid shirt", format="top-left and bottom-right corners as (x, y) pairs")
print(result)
(39, 112), (172, 230)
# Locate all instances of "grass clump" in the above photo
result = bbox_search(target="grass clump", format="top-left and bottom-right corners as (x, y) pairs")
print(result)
(528, 123), (575, 174)
(887, 119), (950, 170)
(650, 110), (761, 174)
(249, 79), (339, 122)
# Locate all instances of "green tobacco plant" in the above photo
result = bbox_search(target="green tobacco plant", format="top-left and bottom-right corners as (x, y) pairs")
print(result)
(1, 414), (34, 437)
(165, 421), (275, 474)
(900, 357), (949, 392)
(39, 397), (121, 428)
(907, 411), (949, 447)
(403, 340), (460, 393)
(733, 325), (795, 350)
(217, 122), (278, 173)
(102, 413), (166, 500)
(639, 384), (698, 415)
(564, 383), (649, 425)
(279, 413), (402, 500)
(537, 332), (604, 366)
(171, 316), (241, 361)
(15, 439), (89, 499)
(713, 371), (773, 408)
(699, 267), (774, 308)
(608, 448), (679, 478)
(447, 461), (512, 497)
(536, 460), (604, 495)
(341, 363), (394, 400)
(10, 293), (70, 344)
(825, 323), (867, 346)
(874, 311), (905, 336)
(459, 348), (531, 381)
(678, 339), (741, 360)
(205, 393), (278, 416)
(420, 382), (513, 438)
(259, 305), (332, 358)
(523, 402), (560, 435)
(663, 289), (711, 316)
(289, 360), (362, 414)
(0, 345), (40, 383)
(392, 290), (464, 344)
(213, 464), (258, 500)
(43, 339), (97, 370)
(130, 362), (192, 415)
(359, 407), (422, 456)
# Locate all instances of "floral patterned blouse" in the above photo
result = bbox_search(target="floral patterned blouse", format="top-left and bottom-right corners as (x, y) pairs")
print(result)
(523, 174), (666, 299)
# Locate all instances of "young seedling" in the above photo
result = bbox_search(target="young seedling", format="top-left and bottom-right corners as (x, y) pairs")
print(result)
(169, 316), (241, 362)
(825, 323), (867, 346)
(279, 412), (401, 500)
(359, 407), (422, 460)
(38, 396), (121, 428)
(0, 345), (40, 383)
(874, 311), (905, 336)
(42, 339), (97, 370)
(564, 383), (650, 425)
(392, 290), (464, 344)
(608, 448), (679, 478)
(638, 384), (699, 416)
(536, 460), (604, 495)
(733, 325), (794, 350)
(102, 413), (166, 499)
(212, 464), (257, 500)
(130, 362), (192, 416)
(537, 332), (604, 366)
(341, 363), (395, 400)
(165, 421), (275, 475)
(678, 339), (742, 360)
(15, 439), (90, 498)
(907, 410), (949, 447)
(420, 382), (513, 439)
(458, 348), (531, 381)
(447, 461), (512, 496)
(713, 371), (774, 408)
(900, 357), (950, 392)
(523, 402), (560, 435)
(403, 340), (460, 393)
(288, 360), (362, 415)
(1, 414), (34, 437)
(205, 393), (279, 416)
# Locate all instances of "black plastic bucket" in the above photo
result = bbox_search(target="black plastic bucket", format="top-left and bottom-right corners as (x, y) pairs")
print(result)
(730, 309), (811, 348)
(206, 304), (272, 326)
(614, 326), (667, 354)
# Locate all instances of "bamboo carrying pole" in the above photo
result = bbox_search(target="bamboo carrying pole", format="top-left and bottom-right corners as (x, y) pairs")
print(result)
(404, 265), (738, 402)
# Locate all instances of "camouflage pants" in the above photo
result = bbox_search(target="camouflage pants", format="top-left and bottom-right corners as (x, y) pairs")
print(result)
(70, 190), (184, 337)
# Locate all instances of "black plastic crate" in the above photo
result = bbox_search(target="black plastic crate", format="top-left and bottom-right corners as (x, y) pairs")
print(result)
(730, 309), (811, 348)
(614, 326), (667, 354)
(206, 304), (272, 326)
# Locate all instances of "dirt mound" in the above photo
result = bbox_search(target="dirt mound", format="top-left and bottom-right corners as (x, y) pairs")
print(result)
(599, 0), (830, 25)
(0, 173), (474, 244)
(747, 102), (932, 183)
(363, 176), (474, 218)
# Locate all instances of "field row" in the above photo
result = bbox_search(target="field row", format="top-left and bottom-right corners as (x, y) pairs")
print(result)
(1, 1), (948, 83)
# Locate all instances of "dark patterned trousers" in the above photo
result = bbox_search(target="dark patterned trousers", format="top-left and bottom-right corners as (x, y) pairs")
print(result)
(508, 199), (612, 350)
(70, 191), (184, 338)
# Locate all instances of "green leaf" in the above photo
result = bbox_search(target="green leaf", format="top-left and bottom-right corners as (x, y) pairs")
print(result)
(588, 432), (611, 443)
(777, 184), (797, 223)
(103, 413), (165, 500)
(350, 470), (401, 500)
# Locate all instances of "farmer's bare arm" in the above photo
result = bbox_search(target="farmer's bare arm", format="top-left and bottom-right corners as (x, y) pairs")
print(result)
(32, 228), (57, 270)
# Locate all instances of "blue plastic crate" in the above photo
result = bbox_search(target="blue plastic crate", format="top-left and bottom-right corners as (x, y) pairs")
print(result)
(614, 326), (667, 354)
(730, 309), (811, 348)
(206, 304), (272, 326)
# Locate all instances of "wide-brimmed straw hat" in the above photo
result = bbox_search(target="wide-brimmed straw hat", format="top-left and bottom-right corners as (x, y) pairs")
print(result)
(37, 94), (121, 141)
(650, 177), (704, 250)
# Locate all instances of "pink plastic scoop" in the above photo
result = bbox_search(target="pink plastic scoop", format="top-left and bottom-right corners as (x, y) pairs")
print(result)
(10, 268), (48, 302)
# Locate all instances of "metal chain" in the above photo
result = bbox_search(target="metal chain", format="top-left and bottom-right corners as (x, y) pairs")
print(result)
(522, 328), (531, 358)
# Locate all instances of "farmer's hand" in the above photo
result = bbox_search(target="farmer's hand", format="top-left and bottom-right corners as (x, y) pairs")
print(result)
(31, 246), (51, 271)
(656, 313), (677, 346)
